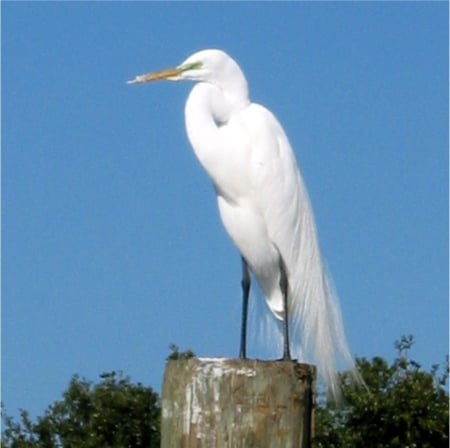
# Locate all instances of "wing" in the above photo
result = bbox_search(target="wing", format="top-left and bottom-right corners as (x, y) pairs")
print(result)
(240, 104), (358, 401)
(243, 103), (308, 282)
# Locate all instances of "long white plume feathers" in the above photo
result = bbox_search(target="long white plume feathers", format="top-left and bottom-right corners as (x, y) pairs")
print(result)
(276, 168), (358, 402)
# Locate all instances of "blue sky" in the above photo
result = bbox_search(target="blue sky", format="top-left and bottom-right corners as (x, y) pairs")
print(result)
(2, 2), (448, 419)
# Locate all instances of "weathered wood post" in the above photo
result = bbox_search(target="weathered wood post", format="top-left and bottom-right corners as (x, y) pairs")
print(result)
(161, 358), (315, 447)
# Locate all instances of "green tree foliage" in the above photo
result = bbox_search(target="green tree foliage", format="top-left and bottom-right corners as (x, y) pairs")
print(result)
(2, 371), (160, 448)
(314, 335), (449, 448)
(166, 344), (195, 361)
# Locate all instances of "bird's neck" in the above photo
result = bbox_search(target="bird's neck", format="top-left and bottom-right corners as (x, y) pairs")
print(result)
(184, 82), (249, 151)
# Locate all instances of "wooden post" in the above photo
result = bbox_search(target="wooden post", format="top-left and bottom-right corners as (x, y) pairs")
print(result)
(161, 358), (315, 448)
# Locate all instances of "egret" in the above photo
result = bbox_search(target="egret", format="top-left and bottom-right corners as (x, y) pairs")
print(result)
(128, 49), (359, 400)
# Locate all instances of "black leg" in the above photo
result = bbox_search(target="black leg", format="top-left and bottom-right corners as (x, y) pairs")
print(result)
(279, 256), (291, 360)
(239, 257), (251, 359)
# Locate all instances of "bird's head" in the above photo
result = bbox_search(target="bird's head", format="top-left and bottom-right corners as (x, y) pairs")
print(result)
(127, 49), (246, 87)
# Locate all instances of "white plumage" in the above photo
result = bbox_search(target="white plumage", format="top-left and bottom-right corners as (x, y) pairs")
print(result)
(128, 49), (360, 400)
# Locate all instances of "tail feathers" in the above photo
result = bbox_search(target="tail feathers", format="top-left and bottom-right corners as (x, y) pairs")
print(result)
(289, 252), (363, 403)
(279, 195), (363, 402)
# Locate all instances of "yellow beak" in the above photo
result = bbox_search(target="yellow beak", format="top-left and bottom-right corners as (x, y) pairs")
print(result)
(127, 67), (182, 84)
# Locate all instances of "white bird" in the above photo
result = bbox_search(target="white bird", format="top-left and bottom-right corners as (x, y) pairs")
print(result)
(128, 49), (359, 400)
